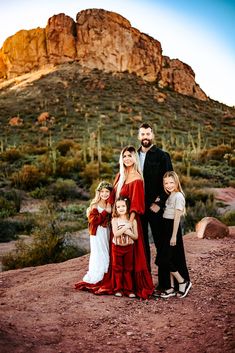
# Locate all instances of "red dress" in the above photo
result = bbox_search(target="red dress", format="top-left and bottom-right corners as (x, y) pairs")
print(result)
(75, 178), (154, 299)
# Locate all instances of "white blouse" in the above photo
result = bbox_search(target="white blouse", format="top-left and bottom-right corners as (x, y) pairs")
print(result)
(163, 192), (185, 219)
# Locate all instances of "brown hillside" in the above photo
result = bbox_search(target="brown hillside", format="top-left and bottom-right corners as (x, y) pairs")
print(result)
(0, 232), (234, 353)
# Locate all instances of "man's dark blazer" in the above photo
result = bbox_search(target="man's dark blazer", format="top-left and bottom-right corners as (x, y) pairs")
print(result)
(138, 145), (173, 210)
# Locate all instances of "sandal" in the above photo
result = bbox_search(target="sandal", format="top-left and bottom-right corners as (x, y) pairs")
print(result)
(177, 281), (192, 298)
(160, 288), (176, 299)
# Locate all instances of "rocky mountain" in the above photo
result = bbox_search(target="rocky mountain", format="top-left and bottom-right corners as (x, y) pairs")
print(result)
(0, 8), (207, 101)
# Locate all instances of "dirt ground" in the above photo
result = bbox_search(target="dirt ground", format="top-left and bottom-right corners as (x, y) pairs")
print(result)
(0, 229), (234, 353)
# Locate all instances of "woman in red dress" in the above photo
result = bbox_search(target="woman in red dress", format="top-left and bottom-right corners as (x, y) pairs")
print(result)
(75, 146), (154, 299)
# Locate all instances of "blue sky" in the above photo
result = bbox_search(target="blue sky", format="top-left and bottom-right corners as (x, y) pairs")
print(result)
(0, 0), (234, 106)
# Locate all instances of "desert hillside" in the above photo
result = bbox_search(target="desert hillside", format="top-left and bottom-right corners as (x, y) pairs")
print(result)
(0, 231), (234, 353)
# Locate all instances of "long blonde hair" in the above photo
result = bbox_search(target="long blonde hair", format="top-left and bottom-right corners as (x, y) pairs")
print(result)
(163, 171), (186, 214)
(163, 171), (185, 196)
(86, 181), (113, 217)
(116, 146), (142, 199)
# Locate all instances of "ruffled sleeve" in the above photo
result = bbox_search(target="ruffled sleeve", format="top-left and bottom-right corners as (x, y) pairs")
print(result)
(121, 179), (145, 215)
(88, 208), (108, 227)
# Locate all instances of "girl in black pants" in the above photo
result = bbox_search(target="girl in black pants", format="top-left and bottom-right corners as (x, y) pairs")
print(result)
(157, 171), (192, 299)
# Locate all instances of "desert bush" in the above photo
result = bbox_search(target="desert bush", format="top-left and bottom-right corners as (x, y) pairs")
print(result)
(22, 145), (48, 155)
(1, 189), (22, 212)
(0, 217), (35, 242)
(185, 188), (214, 207)
(219, 210), (235, 226)
(30, 186), (48, 199)
(2, 202), (86, 270)
(80, 162), (100, 184)
(11, 164), (45, 190)
(56, 156), (81, 177)
(1, 148), (23, 162)
(56, 139), (75, 156)
(200, 144), (232, 161)
(0, 220), (19, 242)
(49, 178), (79, 201)
(0, 189), (22, 218)
(171, 151), (184, 162)
(59, 203), (88, 230)
(0, 197), (17, 219)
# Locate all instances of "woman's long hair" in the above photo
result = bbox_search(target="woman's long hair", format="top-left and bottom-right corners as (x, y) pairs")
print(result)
(116, 146), (142, 199)
(86, 181), (113, 217)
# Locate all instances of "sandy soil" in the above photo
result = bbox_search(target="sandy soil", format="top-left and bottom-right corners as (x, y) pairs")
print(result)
(0, 230), (234, 353)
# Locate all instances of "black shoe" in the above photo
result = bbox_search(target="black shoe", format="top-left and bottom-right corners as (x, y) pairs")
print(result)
(178, 281), (192, 298)
(160, 288), (176, 299)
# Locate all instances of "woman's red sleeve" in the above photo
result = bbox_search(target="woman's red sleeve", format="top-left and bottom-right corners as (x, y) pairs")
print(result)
(129, 179), (145, 215)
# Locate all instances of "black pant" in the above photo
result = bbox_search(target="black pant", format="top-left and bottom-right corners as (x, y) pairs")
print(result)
(140, 208), (164, 270)
(156, 218), (190, 290)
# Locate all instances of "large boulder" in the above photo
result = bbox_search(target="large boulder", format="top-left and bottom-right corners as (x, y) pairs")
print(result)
(195, 217), (230, 239)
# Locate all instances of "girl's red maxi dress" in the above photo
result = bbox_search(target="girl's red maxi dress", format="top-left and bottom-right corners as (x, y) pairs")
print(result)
(75, 178), (154, 299)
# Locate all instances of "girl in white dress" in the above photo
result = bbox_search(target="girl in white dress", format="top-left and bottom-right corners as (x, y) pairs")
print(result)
(82, 181), (113, 284)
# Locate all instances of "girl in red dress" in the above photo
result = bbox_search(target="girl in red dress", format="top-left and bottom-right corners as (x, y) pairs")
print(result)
(111, 196), (138, 298)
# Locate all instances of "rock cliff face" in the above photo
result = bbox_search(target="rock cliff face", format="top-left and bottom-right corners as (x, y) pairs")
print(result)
(0, 8), (207, 100)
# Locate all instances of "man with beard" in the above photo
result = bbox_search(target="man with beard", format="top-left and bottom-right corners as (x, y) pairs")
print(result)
(137, 123), (173, 290)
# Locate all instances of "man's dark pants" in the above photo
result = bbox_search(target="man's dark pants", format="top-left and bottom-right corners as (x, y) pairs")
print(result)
(140, 209), (170, 289)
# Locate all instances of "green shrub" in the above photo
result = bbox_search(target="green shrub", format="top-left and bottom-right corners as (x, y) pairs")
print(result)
(1, 148), (23, 162)
(30, 186), (48, 199)
(0, 197), (17, 219)
(0, 220), (19, 242)
(219, 211), (235, 226)
(2, 202), (87, 270)
(80, 162), (100, 184)
(0, 217), (35, 242)
(185, 188), (214, 207)
(2, 189), (22, 212)
(49, 179), (79, 201)
(56, 156), (81, 176)
(200, 144), (232, 161)
(56, 139), (75, 156)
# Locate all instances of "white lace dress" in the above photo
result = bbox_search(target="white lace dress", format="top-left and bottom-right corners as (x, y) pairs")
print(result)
(83, 206), (110, 284)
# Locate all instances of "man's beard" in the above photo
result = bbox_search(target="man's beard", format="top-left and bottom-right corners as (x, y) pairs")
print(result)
(141, 139), (152, 148)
